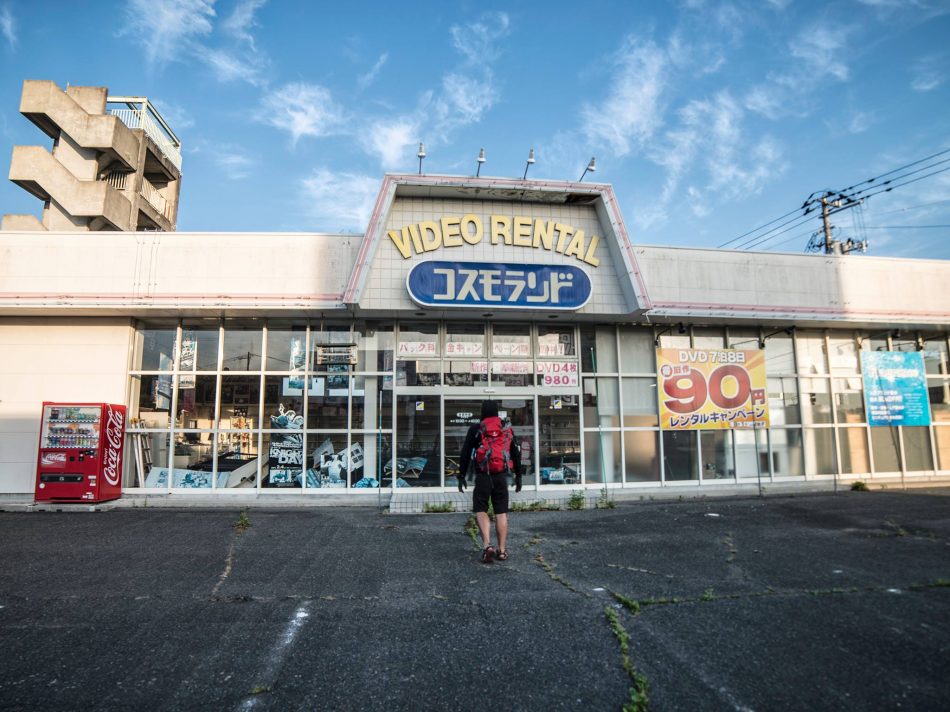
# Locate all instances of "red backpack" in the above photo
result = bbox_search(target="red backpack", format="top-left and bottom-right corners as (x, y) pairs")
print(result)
(475, 416), (513, 475)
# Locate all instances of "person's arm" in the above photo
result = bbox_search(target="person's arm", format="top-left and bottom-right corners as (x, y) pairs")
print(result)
(458, 425), (478, 488)
(510, 437), (523, 492)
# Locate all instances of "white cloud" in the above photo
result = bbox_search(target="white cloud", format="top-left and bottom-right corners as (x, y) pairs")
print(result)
(911, 53), (945, 92)
(193, 45), (265, 85)
(214, 150), (254, 180)
(847, 110), (876, 134)
(440, 72), (497, 124)
(222, 0), (266, 49)
(122, 0), (215, 67)
(1, 4), (16, 49)
(300, 169), (379, 231)
(360, 118), (418, 169)
(450, 12), (510, 65)
(580, 37), (667, 157)
(259, 83), (345, 145)
(358, 53), (388, 89)
(152, 100), (195, 131)
(790, 25), (850, 81)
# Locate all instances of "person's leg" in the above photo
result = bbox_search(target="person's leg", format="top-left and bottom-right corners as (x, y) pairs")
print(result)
(495, 513), (508, 553)
(476, 511), (492, 548)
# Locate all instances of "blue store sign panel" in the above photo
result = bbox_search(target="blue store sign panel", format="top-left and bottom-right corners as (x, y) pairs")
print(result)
(860, 351), (931, 426)
(406, 261), (592, 310)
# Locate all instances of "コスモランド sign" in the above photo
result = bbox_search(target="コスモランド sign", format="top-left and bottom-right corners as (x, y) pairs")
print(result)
(406, 261), (591, 310)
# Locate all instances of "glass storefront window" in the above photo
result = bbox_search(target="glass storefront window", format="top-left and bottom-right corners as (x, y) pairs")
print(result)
(692, 328), (725, 349)
(445, 361), (488, 386)
(662, 430), (697, 481)
(621, 378), (658, 427)
(581, 325), (618, 372)
(768, 377), (800, 425)
(215, 431), (259, 488)
(773, 428), (805, 476)
(623, 430), (660, 482)
(355, 322), (394, 372)
(584, 431), (621, 484)
(262, 431), (302, 488)
(492, 324), (531, 358)
(395, 395), (440, 487)
(870, 426), (901, 472)
(397, 359), (441, 387)
(765, 333), (795, 374)
(263, 375), (304, 431)
(833, 377), (865, 424)
(796, 331), (827, 375)
(131, 374), (172, 427)
(181, 323), (220, 371)
(537, 326), (576, 358)
(930, 378), (950, 423)
(618, 327), (655, 373)
(491, 361), (535, 387)
(828, 334), (859, 374)
(133, 324), (178, 371)
(902, 426), (934, 472)
(583, 377), (620, 428)
(307, 434), (354, 488)
(127, 432), (170, 487)
(178, 374), (217, 430)
(222, 325), (263, 371)
(398, 322), (439, 359)
(700, 430), (733, 480)
(922, 336), (948, 375)
(307, 373), (349, 430)
(800, 378), (833, 424)
(445, 323), (485, 358)
(838, 426), (870, 474)
(539, 395), (580, 485)
(265, 327), (307, 372)
(312, 324), (353, 372)
(219, 375), (260, 427)
(734, 428), (769, 478)
(351, 377), (393, 430)
(803, 428), (835, 475)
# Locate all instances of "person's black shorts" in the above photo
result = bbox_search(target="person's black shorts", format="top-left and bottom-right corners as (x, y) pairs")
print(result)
(472, 472), (509, 514)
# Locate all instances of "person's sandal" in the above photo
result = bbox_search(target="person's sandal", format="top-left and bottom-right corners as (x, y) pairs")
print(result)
(495, 549), (509, 561)
(480, 545), (495, 564)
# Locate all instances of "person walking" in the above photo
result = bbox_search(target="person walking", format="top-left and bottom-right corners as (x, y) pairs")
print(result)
(458, 400), (522, 563)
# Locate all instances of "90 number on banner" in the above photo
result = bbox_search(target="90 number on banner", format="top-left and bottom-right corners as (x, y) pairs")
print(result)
(659, 364), (766, 414)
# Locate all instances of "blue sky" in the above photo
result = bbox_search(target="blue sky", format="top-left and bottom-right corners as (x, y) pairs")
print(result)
(0, 0), (948, 258)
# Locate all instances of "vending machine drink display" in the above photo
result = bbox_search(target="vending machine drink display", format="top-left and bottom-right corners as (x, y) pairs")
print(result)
(35, 402), (126, 503)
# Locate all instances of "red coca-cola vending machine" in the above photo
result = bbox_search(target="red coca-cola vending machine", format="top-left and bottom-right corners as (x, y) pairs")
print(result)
(35, 402), (126, 503)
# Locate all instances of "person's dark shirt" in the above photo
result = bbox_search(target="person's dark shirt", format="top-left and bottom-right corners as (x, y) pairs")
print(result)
(459, 420), (522, 477)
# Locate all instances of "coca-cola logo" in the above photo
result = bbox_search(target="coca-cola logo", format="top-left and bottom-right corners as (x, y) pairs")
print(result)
(103, 406), (124, 486)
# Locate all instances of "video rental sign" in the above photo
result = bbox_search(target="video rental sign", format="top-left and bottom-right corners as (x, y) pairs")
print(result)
(657, 349), (769, 430)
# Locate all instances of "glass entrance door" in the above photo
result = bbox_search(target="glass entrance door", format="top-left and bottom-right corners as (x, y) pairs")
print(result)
(538, 395), (581, 485)
(444, 397), (536, 489)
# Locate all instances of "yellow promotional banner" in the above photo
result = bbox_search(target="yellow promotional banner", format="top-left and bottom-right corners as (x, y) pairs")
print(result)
(657, 349), (769, 430)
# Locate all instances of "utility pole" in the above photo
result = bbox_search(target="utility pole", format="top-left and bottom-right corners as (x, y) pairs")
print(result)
(804, 190), (868, 255)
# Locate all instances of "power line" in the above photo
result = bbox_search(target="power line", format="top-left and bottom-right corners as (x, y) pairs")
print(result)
(836, 146), (950, 194)
(850, 165), (950, 203)
(717, 206), (804, 248)
(736, 213), (817, 251)
(866, 197), (950, 217)
(862, 224), (950, 229)
(846, 157), (950, 199)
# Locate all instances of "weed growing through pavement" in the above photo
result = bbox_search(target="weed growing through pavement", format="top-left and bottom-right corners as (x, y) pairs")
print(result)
(424, 502), (455, 513)
(604, 606), (649, 712)
(568, 490), (585, 510)
(235, 508), (251, 533)
(598, 486), (616, 509)
(851, 480), (869, 491)
(701, 588), (715, 601)
(463, 515), (479, 548)
(511, 500), (561, 512)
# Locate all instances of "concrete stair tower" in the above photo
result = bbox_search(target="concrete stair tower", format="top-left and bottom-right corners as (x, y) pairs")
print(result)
(3, 80), (182, 232)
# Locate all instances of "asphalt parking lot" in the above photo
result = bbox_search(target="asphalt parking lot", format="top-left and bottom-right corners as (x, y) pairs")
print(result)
(1, 490), (948, 711)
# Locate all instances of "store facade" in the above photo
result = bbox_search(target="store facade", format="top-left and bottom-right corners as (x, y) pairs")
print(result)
(1, 174), (949, 496)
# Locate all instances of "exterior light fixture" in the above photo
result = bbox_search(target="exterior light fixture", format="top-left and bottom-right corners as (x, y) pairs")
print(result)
(579, 157), (596, 182)
(523, 148), (535, 180)
(417, 142), (426, 175)
(476, 148), (486, 177)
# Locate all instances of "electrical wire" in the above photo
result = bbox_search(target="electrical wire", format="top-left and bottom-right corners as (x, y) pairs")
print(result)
(736, 213), (817, 250)
(717, 205), (805, 248)
(865, 197), (950, 217)
(835, 146), (950, 194)
(861, 224), (950, 229)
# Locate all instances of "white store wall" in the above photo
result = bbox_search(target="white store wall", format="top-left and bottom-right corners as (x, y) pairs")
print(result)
(0, 318), (132, 493)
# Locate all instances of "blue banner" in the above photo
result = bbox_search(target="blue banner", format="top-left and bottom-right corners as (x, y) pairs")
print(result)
(860, 351), (931, 426)
(406, 261), (591, 310)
